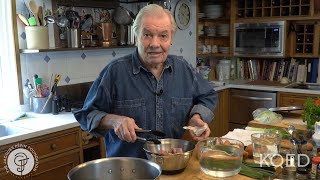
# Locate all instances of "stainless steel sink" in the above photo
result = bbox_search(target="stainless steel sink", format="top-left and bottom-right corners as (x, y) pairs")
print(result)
(0, 124), (28, 138)
(285, 83), (320, 90)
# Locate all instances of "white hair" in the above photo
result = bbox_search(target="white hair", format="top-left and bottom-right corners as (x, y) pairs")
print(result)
(132, 4), (177, 40)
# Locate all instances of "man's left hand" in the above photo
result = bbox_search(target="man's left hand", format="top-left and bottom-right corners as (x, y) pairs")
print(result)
(188, 114), (210, 141)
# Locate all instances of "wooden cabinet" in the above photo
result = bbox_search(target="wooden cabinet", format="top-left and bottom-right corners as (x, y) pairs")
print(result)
(277, 91), (318, 107)
(30, 151), (80, 180)
(237, 0), (314, 18)
(196, 0), (235, 59)
(0, 128), (82, 179)
(209, 89), (230, 137)
(288, 21), (320, 57)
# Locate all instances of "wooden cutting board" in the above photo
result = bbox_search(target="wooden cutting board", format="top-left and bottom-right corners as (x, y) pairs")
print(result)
(248, 118), (307, 132)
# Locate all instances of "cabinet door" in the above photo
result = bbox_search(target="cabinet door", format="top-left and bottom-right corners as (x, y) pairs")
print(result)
(0, 170), (29, 180)
(31, 151), (80, 180)
(277, 92), (318, 107)
(209, 89), (230, 137)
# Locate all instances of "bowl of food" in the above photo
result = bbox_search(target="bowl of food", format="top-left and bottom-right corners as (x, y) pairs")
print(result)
(67, 157), (161, 180)
(143, 139), (195, 174)
(196, 137), (244, 177)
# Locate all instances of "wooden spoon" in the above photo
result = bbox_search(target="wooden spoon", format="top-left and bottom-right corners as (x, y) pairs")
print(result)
(38, 6), (43, 26)
(17, 14), (29, 26)
(29, 0), (39, 26)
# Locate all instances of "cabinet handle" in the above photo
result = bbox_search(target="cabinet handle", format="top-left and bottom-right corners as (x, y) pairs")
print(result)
(51, 143), (57, 150)
(232, 95), (273, 101)
(290, 99), (295, 103)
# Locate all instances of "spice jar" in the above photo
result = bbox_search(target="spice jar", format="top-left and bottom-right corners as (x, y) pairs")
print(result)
(311, 157), (320, 179)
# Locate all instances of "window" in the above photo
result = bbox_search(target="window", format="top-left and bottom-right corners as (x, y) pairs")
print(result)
(0, 0), (21, 113)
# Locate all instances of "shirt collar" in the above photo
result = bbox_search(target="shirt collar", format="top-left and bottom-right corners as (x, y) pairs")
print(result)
(132, 48), (173, 74)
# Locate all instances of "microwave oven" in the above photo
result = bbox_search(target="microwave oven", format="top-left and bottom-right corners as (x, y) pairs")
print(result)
(234, 21), (285, 56)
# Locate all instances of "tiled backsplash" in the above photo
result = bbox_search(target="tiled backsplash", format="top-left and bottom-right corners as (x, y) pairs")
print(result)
(17, 0), (197, 105)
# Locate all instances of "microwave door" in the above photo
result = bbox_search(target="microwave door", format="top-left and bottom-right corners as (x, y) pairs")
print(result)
(235, 28), (266, 54)
(235, 27), (283, 55)
(263, 27), (283, 53)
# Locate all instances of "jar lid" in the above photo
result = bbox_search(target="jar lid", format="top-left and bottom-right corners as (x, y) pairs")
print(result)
(312, 157), (320, 163)
(219, 60), (230, 64)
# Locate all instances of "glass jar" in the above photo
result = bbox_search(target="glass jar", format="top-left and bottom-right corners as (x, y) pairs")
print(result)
(218, 59), (231, 80)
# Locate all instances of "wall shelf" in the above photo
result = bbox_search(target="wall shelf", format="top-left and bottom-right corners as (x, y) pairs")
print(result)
(20, 46), (135, 54)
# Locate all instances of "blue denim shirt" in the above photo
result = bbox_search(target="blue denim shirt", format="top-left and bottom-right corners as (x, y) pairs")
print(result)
(74, 49), (217, 158)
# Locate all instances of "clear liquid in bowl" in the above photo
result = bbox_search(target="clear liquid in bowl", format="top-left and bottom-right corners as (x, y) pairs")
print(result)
(199, 145), (242, 177)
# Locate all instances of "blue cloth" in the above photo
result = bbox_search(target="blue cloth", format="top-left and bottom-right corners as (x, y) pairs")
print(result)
(74, 48), (217, 158)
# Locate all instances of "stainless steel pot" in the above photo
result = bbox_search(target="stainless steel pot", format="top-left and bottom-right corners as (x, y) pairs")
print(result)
(143, 139), (195, 174)
(67, 157), (161, 180)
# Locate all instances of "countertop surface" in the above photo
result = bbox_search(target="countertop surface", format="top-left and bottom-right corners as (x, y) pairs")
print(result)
(0, 112), (79, 146)
(0, 80), (317, 146)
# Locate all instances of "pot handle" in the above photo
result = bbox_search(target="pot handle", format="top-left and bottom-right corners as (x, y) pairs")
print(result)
(155, 156), (164, 165)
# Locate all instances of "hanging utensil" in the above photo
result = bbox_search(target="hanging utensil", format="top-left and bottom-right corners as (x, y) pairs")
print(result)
(80, 14), (93, 31)
(44, 15), (56, 24)
(57, 15), (69, 28)
(113, 6), (133, 25)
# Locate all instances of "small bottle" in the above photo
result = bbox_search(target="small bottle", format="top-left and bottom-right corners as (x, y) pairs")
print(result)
(52, 95), (59, 115)
(311, 157), (320, 179)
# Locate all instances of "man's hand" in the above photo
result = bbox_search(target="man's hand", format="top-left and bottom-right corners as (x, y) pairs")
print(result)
(188, 114), (210, 141)
(100, 114), (141, 143)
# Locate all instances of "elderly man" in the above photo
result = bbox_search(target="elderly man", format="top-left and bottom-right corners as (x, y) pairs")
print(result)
(74, 4), (217, 158)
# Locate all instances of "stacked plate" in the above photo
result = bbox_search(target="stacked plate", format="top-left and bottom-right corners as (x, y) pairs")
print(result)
(203, 5), (223, 19)
(219, 46), (230, 54)
(217, 24), (229, 36)
(204, 26), (216, 36)
(198, 13), (205, 18)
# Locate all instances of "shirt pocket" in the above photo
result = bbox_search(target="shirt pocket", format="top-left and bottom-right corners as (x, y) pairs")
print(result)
(114, 98), (147, 129)
(171, 97), (193, 138)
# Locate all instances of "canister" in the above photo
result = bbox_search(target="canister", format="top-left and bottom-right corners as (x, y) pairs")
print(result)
(25, 26), (49, 49)
(67, 28), (81, 48)
(219, 59), (231, 80)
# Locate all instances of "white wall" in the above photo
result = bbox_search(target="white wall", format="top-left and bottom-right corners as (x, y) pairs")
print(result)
(17, 0), (197, 91)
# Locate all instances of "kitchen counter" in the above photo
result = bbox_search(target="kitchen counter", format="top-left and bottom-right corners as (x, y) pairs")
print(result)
(0, 112), (79, 146)
(212, 79), (320, 95)
(160, 152), (254, 180)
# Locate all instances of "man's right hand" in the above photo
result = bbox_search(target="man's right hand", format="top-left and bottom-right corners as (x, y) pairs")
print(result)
(99, 114), (141, 143)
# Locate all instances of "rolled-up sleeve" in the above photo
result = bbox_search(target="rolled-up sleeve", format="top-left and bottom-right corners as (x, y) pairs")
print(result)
(73, 69), (112, 136)
(190, 70), (218, 123)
